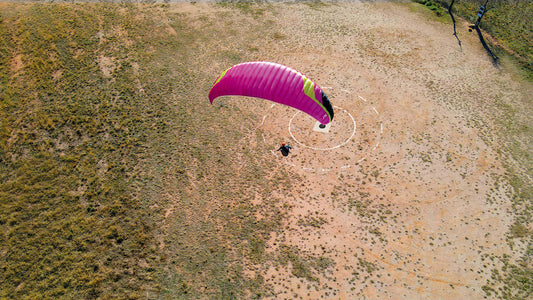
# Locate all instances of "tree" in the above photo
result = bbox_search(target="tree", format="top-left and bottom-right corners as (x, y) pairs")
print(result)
(447, 0), (461, 48)
(474, 0), (490, 29)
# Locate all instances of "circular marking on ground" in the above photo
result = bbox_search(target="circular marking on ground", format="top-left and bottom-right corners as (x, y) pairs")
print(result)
(258, 91), (383, 173)
(288, 106), (356, 151)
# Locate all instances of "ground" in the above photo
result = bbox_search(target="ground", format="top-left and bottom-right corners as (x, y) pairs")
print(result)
(1, 1), (531, 299)
(172, 2), (531, 299)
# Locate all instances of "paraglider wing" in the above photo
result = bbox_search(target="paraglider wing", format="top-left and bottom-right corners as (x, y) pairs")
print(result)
(208, 61), (334, 125)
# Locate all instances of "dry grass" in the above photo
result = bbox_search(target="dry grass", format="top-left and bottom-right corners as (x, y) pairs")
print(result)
(0, 2), (531, 299)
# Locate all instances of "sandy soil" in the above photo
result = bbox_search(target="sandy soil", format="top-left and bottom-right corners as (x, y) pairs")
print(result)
(178, 2), (531, 299)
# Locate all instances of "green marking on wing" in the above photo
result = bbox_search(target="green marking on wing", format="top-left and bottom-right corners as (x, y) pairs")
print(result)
(302, 75), (332, 122)
(213, 68), (229, 86)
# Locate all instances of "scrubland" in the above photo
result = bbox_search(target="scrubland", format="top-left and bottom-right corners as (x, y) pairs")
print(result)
(0, 2), (531, 299)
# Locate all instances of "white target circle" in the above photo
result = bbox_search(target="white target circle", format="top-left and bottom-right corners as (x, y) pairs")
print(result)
(288, 106), (356, 151)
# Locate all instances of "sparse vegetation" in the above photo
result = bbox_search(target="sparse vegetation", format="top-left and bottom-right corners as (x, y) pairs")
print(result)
(413, 2), (532, 297)
(277, 244), (335, 283)
(0, 3), (292, 298)
(1, 1), (531, 299)
(414, 0), (533, 77)
(0, 4), (168, 298)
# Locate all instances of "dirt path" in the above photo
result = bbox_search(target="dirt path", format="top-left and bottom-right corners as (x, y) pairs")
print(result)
(176, 2), (530, 298)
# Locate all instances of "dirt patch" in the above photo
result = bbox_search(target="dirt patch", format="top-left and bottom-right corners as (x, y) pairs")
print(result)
(178, 2), (530, 298)
(151, 2), (533, 298)
(2, 2), (528, 298)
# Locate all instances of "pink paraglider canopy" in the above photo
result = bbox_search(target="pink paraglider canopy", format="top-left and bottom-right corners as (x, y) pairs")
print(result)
(208, 61), (334, 125)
